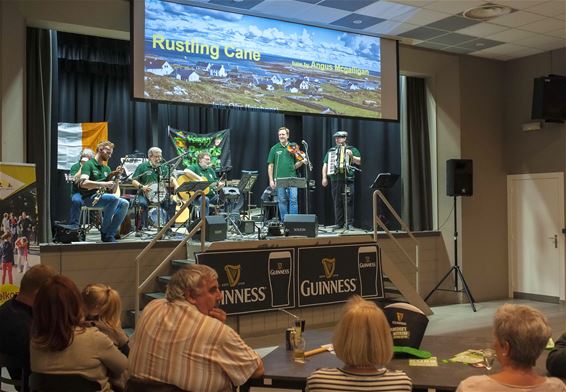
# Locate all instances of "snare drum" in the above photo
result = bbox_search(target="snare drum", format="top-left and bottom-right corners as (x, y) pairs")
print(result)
(147, 182), (168, 204)
(148, 207), (167, 227)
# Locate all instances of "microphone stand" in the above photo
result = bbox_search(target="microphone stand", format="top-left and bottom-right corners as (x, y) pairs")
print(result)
(301, 140), (313, 214)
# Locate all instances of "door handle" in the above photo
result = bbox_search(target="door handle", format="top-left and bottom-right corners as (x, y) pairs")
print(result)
(548, 234), (558, 248)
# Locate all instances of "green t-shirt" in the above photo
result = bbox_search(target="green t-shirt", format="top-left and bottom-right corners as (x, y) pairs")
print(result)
(70, 162), (81, 194)
(267, 143), (297, 179)
(187, 164), (218, 196)
(79, 158), (111, 197)
(133, 161), (171, 186)
(323, 145), (361, 180)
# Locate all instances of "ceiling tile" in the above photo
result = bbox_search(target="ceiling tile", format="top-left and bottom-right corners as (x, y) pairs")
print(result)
(399, 25), (448, 39)
(318, 0), (379, 12)
(517, 34), (566, 50)
(444, 46), (476, 54)
(546, 28), (566, 39)
(208, 0), (265, 10)
(294, 0), (322, 3)
(428, 32), (477, 45)
(297, 4), (350, 23)
(330, 12), (386, 29)
(391, 7), (449, 25)
(524, 0), (566, 17)
(488, 28), (536, 42)
(364, 20), (418, 35)
(251, 0), (313, 18)
(356, 1), (416, 19)
(457, 22), (509, 38)
(519, 17), (566, 34)
(415, 41), (449, 49)
(455, 37), (504, 50)
(490, 10), (547, 27)
(424, 0), (485, 15)
(427, 15), (479, 31)
(389, 0), (434, 6)
(494, 0), (548, 10)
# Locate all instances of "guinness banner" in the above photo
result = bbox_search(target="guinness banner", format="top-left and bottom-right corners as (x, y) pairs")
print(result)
(197, 242), (383, 314)
(197, 248), (295, 315)
(297, 244), (383, 307)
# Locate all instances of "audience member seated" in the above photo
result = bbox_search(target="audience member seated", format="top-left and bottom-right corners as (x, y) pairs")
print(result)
(82, 283), (130, 356)
(547, 332), (566, 378)
(0, 265), (55, 383)
(128, 264), (263, 391)
(457, 304), (566, 392)
(30, 275), (128, 392)
(306, 296), (412, 392)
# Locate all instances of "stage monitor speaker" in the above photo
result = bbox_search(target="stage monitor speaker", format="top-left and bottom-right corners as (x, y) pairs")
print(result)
(446, 159), (473, 197)
(205, 215), (227, 241)
(283, 214), (318, 237)
(238, 220), (255, 234)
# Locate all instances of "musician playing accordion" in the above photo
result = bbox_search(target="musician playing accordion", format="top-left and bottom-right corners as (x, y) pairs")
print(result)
(322, 131), (361, 230)
(131, 147), (179, 230)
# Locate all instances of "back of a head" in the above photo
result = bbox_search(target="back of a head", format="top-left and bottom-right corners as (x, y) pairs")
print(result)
(166, 264), (218, 302)
(333, 296), (393, 367)
(32, 275), (85, 351)
(82, 283), (122, 329)
(19, 264), (56, 296)
(494, 303), (551, 368)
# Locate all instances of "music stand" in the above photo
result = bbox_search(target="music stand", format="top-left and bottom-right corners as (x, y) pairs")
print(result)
(238, 171), (258, 220)
(176, 181), (211, 194)
(370, 173), (399, 190)
(275, 177), (307, 189)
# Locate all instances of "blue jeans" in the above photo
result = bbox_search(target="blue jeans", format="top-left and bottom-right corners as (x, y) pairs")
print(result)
(133, 194), (176, 228)
(69, 192), (84, 227)
(194, 194), (220, 216)
(85, 193), (129, 238)
(276, 187), (298, 221)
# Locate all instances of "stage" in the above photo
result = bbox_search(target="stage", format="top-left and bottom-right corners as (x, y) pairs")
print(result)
(40, 226), (455, 335)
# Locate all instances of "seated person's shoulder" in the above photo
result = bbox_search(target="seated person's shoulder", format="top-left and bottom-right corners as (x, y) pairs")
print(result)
(544, 377), (566, 391)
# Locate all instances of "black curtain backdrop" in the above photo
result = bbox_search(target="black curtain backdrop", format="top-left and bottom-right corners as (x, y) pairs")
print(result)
(49, 31), (402, 232)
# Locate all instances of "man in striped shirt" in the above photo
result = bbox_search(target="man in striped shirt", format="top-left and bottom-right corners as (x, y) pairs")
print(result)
(129, 264), (264, 391)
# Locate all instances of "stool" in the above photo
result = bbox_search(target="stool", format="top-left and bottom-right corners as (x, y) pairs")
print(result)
(80, 206), (103, 232)
(262, 201), (278, 223)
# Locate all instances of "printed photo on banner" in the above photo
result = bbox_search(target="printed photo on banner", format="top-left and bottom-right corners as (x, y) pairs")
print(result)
(168, 126), (231, 169)
(0, 163), (39, 304)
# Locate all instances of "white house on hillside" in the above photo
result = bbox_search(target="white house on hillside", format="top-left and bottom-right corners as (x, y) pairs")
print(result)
(209, 64), (227, 77)
(145, 59), (174, 76)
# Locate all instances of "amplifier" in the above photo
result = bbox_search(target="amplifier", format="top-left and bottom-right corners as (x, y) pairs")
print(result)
(283, 214), (318, 238)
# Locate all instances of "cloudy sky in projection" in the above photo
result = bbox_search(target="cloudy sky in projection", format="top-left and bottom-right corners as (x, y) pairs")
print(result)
(145, 0), (381, 72)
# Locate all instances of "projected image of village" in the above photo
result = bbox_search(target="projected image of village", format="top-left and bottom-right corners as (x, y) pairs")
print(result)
(143, 0), (383, 119)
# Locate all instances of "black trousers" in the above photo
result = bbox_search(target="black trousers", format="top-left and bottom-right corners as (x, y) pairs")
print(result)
(330, 179), (354, 226)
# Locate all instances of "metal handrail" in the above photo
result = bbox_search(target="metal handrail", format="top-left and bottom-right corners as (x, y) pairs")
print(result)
(372, 189), (420, 273)
(134, 191), (207, 323)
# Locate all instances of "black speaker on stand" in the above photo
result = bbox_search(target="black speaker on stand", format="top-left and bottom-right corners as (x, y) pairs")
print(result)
(425, 159), (476, 312)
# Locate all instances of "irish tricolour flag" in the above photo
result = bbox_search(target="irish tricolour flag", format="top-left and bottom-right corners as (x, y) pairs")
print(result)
(57, 122), (108, 170)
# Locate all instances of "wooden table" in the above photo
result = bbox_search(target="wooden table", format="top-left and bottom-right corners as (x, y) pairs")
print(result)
(243, 330), (550, 392)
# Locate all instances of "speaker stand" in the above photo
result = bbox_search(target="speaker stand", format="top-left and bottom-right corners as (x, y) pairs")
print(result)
(424, 196), (476, 312)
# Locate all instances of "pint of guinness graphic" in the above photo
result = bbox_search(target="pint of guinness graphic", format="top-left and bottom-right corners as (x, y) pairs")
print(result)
(268, 251), (292, 307)
(357, 246), (378, 297)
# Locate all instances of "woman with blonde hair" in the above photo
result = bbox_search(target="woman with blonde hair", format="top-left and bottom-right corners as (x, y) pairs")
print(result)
(306, 296), (412, 391)
(82, 283), (130, 356)
(457, 304), (566, 391)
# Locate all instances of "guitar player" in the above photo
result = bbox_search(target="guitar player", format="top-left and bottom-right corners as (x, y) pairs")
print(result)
(183, 151), (225, 216)
(79, 140), (129, 243)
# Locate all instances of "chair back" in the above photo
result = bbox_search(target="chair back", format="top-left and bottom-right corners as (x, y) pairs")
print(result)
(28, 372), (100, 392)
(0, 352), (24, 392)
(125, 377), (186, 392)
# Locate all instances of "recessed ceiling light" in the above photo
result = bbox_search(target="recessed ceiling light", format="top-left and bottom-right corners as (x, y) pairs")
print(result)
(462, 4), (513, 21)
(352, 20), (363, 25)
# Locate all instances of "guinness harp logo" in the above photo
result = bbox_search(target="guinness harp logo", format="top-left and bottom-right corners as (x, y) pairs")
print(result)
(321, 258), (336, 279)
(224, 264), (241, 288)
(396, 312), (404, 322)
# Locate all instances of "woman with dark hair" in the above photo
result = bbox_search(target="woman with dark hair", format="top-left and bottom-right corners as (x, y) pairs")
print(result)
(30, 275), (128, 392)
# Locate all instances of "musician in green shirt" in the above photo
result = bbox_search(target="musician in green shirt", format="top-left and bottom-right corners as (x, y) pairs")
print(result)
(131, 147), (179, 229)
(267, 127), (307, 220)
(69, 148), (94, 227)
(183, 152), (224, 216)
(322, 131), (361, 230)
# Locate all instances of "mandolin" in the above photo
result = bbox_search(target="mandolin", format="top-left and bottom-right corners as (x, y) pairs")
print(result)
(92, 166), (124, 206)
